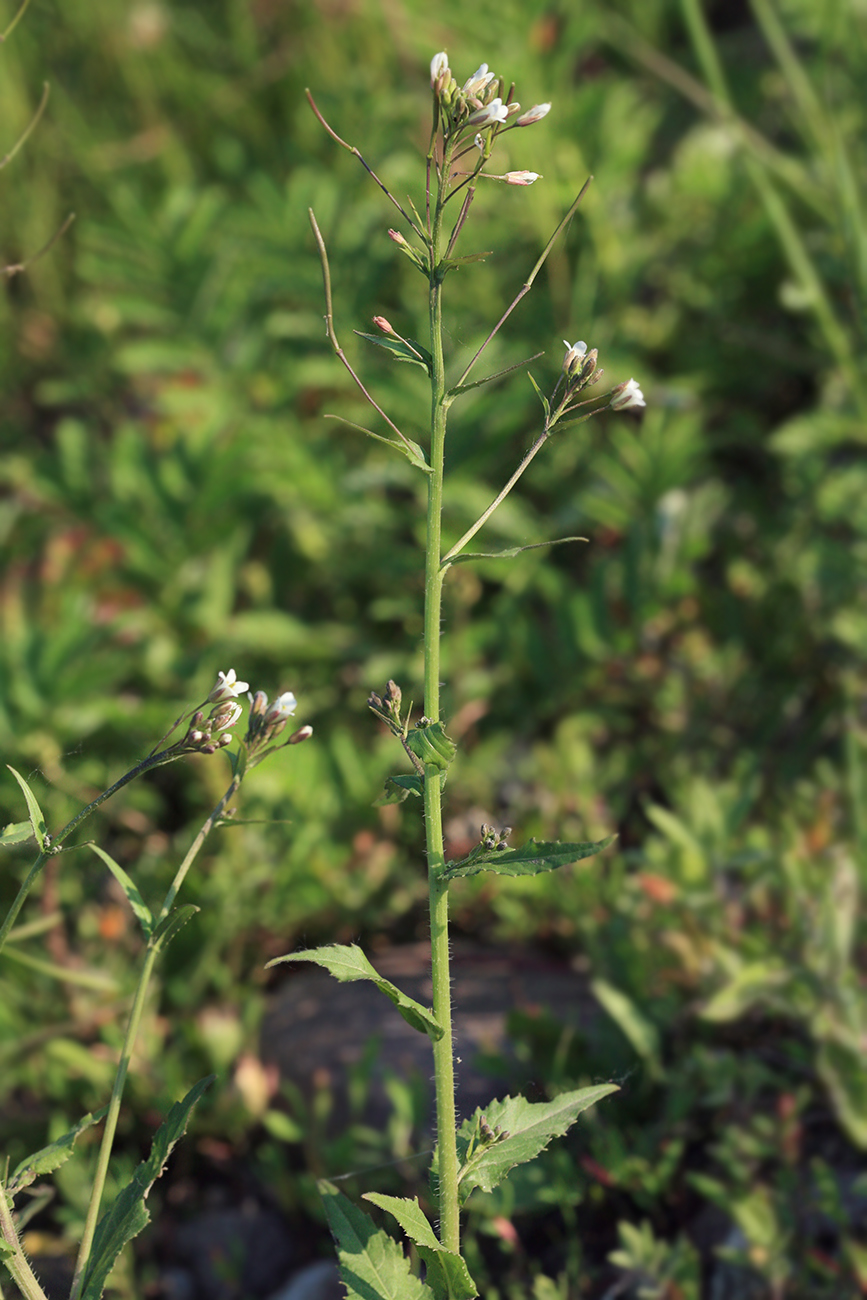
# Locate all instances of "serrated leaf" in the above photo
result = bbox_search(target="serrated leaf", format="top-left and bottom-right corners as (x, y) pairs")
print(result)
(363, 1195), (477, 1300)
(526, 372), (550, 421)
(9, 1108), (108, 1195)
(374, 774), (424, 807)
(6, 767), (48, 851)
(442, 836), (616, 881)
(324, 416), (431, 474)
(444, 1086), (618, 1203)
(87, 844), (154, 939)
(447, 537), (587, 566)
(356, 331), (433, 374)
(151, 905), (200, 953)
(446, 353), (544, 398)
(80, 1077), (213, 1300)
(0, 820), (34, 847)
(267, 944), (443, 1041)
(319, 1181), (435, 1300)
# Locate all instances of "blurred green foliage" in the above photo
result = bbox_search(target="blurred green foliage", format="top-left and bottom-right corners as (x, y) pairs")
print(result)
(2, 0), (866, 1294)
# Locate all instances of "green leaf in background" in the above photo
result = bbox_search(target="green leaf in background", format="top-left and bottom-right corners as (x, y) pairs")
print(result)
(374, 774), (424, 806)
(80, 1077), (213, 1300)
(363, 1194), (478, 1300)
(591, 978), (665, 1082)
(817, 1038), (867, 1149)
(355, 331), (433, 374)
(444, 1085), (618, 1203)
(319, 1181), (435, 1300)
(87, 844), (154, 939)
(6, 767), (48, 852)
(442, 836), (616, 881)
(0, 821), (33, 847)
(699, 960), (793, 1021)
(8, 1108), (108, 1195)
(267, 944), (444, 1040)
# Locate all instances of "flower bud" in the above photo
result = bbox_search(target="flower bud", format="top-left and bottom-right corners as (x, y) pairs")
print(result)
(384, 680), (402, 707)
(609, 378), (646, 411)
(462, 62), (495, 97)
(466, 98), (508, 128)
(562, 339), (587, 377)
(515, 103), (551, 126)
(504, 171), (541, 186)
(210, 700), (243, 732)
(288, 725), (313, 745)
(430, 51), (449, 88)
(373, 315), (395, 334)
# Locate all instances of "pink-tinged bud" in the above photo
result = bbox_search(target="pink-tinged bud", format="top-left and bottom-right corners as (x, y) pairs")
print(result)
(609, 378), (646, 411)
(388, 228), (408, 246)
(504, 171), (542, 186)
(430, 51), (449, 88)
(373, 315), (395, 334)
(516, 103), (551, 126)
(466, 97), (508, 128)
(288, 725), (313, 745)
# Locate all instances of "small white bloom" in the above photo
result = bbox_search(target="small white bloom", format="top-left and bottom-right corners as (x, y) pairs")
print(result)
(430, 52), (449, 87)
(213, 700), (243, 731)
(466, 97), (508, 128)
(562, 339), (587, 375)
(609, 378), (646, 411)
(504, 170), (542, 186)
(209, 668), (250, 702)
(266, 691), (298, 722)
(462, 62), (495, 97)
(516, 103), (551, 126)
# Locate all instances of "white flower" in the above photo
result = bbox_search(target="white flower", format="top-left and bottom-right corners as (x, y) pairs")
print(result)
(504, 170), (542, 186)
(430, 52), (449, 87)
(266, 691), (298, 722)
(609, 378), (646, 411)
(462, 62), (495, 97)
(516, 103), (551, 126)
(213, 700), (243, 731)
(466, 97), (508, 128)
(208, 668), (250, 702)
(562, 339), (587, 375)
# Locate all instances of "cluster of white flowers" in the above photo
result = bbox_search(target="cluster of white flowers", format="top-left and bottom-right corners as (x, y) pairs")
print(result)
(429, 51), (550, 143)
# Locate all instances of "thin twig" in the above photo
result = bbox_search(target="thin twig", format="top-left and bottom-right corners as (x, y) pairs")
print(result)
(309, 209), (417, 453)
(445, 186), (476, 258)
(453, 178), (592, 390)
(0, 81), (49, 172)
(2, 212), (75, 279)
(0, 0), (34, 42)
(306, 89), (425, 239)
(441, 428), (550, 566)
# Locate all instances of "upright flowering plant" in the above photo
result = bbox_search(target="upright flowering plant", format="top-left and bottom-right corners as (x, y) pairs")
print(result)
(271, 52), (647, 1295)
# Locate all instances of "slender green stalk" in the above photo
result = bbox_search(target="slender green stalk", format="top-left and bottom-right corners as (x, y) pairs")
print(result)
(70, 773), (241, 1300)
(0, 1187), (48, 1300)
(424, 134), (460, 1254)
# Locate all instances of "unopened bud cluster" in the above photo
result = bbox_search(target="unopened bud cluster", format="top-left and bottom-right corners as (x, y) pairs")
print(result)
(368, 679), (405, 737)
(429, 51), (550, 144)
(480, 823), (512, 851)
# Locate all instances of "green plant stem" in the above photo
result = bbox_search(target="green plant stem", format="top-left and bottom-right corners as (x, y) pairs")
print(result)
(70, 772), (242, 1300)
(424, 138), (460, 1255)
(0, 1182), (48, 1300)
(0, 750), (184, 961)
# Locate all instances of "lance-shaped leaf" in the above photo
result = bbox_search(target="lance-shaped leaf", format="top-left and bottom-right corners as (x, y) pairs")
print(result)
(151, 905), (200, 953)
(319, 1181), (434, 1300)
(435, 1085), (618, 1204)
(442, 835), (616, 881)
(80, 1077), (213, 1300)
(267, 944), (443, 1041)
(363, 1195), (477, 1300)
(374, 774), (424, 807)
(8, 1108), (108, 1196)
(446, 537), (587, 566)
(88, 844), (154, 939)
(356, 331), (433, 375)
(0, 820), (33, 847)
(526, 372), (550, 421)
(6, 766), (48, 851)
(446, 353), (544, 398)
(324, 415), (431, 474)
(439, 250), (491, 273)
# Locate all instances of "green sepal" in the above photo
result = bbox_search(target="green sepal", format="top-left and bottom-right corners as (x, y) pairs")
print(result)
(433, 1085), (619, 1205)
(87, 843), (154, 939)
(374, 774), (424, 806)
(363, 1195), (478, 1300)
(442, 835), (616, 881)
(0, 820), (34, 847)
(267, 943), (444, 1040)
(356, 331), (433, 375)
(319, 1181), (435, 1300)
(6, 766), (48, 851)
(446, 537), (587, 566)
(8, 1107), (108, 1196)
(526, 372), (550, 421)
(446, 353), (544, 398)
(405, 721), (456, 773)
(79, 1078), (213, 1300)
